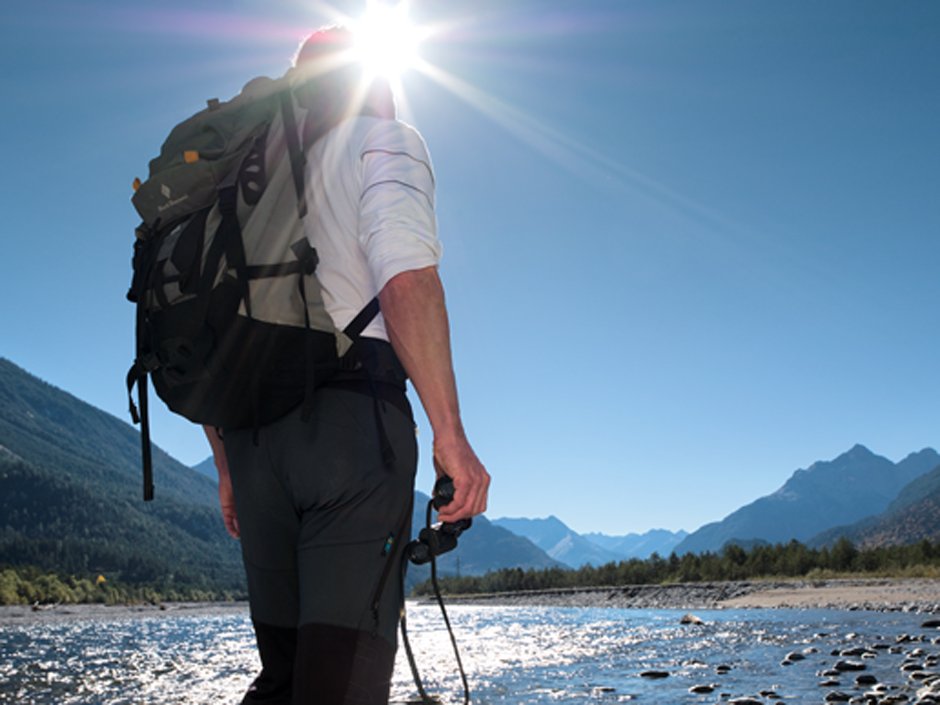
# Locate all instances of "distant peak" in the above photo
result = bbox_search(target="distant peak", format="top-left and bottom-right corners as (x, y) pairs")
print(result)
(847, 443), (872, 455)
(903, 447), (939, 459)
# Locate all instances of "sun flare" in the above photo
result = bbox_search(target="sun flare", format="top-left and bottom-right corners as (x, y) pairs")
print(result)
(352, 1), (425, 81)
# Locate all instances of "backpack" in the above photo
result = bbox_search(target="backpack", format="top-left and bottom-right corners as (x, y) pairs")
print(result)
(126, 73), (377, 501)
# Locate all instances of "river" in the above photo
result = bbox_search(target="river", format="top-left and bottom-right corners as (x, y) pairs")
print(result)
(1, 603), (937, 703)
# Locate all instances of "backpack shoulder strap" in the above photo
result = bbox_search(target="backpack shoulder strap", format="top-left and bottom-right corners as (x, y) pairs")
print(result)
(278, 89), (308, 219)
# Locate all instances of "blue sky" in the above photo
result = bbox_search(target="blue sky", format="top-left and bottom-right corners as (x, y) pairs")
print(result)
(1, 0), (938, 535)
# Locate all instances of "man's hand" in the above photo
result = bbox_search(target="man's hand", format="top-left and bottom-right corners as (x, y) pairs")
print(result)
(434, 435), (489, 523)
(203, 425), (240, 539)
(218, 468), (240, 539)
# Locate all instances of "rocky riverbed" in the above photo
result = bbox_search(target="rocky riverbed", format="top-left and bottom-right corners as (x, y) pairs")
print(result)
(438, 578), (940, 613)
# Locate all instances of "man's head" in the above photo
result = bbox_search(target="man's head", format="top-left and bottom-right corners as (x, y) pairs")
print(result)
(292, 26), (396, 122)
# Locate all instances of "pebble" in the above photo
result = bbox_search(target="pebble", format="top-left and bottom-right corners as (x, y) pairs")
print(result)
(639, 670), (669, 679)
(824, 691), (851, 702)
(688, 684), (715, 694)
(834, 659), (868, 672)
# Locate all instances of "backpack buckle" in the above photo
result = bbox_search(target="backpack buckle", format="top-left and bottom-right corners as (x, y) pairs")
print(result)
(290, 238), (319, 274)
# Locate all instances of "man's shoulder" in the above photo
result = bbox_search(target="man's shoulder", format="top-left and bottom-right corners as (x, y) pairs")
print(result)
(313, 117), (433, 181)
(332, 116), (426, 150)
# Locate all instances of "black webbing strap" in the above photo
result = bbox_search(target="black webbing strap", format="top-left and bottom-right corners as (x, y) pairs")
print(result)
(244, 261), (304, 279)
(127, 234), (159, 502)
(138, 372), (154, 501)
(217, 187), (254, 319)
(344, 297), (380, 339)
(125, 363), (154, 501)
(297, 275), (317, 423)
(279, 89), (307, 219)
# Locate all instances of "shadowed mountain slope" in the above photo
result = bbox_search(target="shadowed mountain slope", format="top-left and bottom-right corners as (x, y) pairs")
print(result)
(0, 358), (243, 591)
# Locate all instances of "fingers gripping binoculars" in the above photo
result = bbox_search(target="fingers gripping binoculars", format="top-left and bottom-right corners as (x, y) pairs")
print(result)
(407, 475), (472, 565)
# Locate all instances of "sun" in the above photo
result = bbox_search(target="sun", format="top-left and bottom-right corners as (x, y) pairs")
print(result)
(352, 1), (425, 81)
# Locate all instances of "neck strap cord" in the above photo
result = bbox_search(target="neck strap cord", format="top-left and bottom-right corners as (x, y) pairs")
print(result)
(399, 497), (471, 705)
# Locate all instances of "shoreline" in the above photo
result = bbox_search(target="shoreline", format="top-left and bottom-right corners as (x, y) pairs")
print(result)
(431, 577), (940, 613)
(3, 578), (939, 626)
(0, 600), (250, 626)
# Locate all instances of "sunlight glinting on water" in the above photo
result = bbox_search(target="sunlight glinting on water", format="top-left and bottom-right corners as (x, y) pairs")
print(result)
(3, 605), (940, 704)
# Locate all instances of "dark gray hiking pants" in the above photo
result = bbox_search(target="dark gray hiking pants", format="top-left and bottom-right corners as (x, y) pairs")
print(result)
(224, 384), (417, 705)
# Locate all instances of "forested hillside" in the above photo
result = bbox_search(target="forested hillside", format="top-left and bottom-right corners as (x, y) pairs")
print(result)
(0, 358), (244, 600)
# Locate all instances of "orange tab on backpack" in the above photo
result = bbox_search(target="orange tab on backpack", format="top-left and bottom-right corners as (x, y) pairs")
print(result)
(184, 150), (200, 164)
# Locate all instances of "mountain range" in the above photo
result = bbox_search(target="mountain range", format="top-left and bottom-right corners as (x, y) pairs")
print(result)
(3, 355), (940, 595)
(0, 358), (558, 593)
(491, 516), (687, 567)
(674, 444), (940, 554)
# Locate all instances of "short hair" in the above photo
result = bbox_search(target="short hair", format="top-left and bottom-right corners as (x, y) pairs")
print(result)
(294, 26), (355, 71)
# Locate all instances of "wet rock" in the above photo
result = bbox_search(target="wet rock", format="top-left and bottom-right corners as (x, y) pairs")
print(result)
(834, 660), (868, 672)
(917, 682), (940, 701)
(910, 671), (938, 681)
(922, 619), (940, 629)
(728, 698), (763, 705)
(842, 646), (874, 657)
(824, 692), (851, 702)
(688, 684), (715, 694)
(782, 650), (808, 666)
(903, 662), (926, 672)
(639, 670), (669, 679)
(715, 664), (732, 674)
(855, 674), (879, 685)
(592, 686), (615, 694)
(819, 679), (841, 687)
(680, 613), (703, 625)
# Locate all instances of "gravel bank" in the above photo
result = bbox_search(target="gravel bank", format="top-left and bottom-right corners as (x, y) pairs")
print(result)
(3, 579), (939, 626)
(0, 600), (249, 626)
(435, 578), (940, 613)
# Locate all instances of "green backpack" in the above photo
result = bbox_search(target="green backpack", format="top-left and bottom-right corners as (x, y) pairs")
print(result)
(126, 74), (377, 500)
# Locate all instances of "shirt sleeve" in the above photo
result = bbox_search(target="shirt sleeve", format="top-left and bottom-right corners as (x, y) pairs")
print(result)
(358, 120), (442, 291)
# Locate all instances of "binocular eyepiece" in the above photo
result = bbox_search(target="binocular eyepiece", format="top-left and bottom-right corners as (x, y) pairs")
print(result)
(407, 475), (472, 565)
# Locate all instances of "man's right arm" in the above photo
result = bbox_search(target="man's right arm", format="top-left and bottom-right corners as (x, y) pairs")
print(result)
(378, 265), (490, 523)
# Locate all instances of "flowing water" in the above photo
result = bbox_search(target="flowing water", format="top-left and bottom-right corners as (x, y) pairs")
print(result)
(1, 603), (937, 704)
